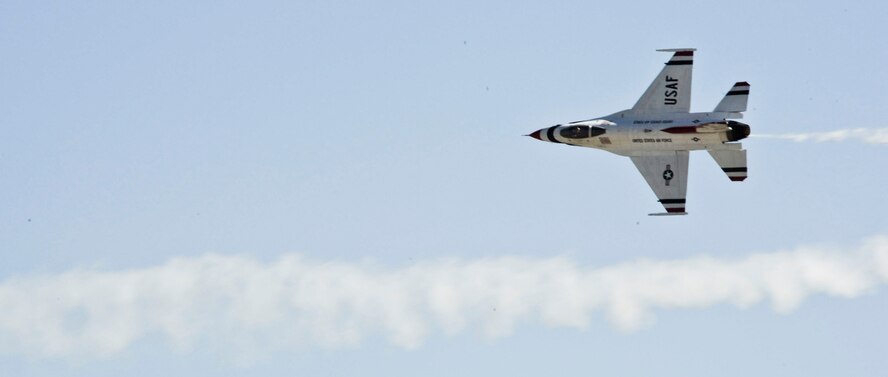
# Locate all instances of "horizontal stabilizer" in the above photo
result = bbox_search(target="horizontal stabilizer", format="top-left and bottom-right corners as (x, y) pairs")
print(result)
(713, 82), (750, 113)
(708, 148), (747, 181)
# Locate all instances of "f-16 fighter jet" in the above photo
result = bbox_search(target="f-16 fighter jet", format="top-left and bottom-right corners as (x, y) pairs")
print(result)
(528, 49), (750, 215)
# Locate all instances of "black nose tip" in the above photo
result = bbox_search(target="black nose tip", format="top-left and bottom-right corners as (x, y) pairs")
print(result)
(528, 130), (542, 140)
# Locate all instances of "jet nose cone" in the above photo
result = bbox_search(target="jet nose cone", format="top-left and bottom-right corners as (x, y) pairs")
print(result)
(528, 129), (542, 140)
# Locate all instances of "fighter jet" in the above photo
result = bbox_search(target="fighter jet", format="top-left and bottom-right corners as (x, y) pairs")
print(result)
(528, 48), (750, 215)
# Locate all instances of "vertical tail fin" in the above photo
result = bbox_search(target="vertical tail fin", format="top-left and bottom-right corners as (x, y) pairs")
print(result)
(713, 81), (750, 113)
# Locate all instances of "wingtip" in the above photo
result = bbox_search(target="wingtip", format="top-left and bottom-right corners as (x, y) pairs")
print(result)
(656, 48), (697, 52)
(648, 212), (688, 216)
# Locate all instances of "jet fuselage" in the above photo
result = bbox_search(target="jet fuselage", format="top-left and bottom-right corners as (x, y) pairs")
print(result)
(530, 111), (750, 157)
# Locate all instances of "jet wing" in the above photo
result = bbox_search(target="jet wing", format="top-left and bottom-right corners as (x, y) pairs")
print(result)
(631, 49), (695, 113)
(629, 151), (689, 215)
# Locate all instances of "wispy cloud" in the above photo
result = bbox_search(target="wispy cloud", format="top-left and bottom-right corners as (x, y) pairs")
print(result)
(2, 236), (888, 360)
(753, 128), (888, 144)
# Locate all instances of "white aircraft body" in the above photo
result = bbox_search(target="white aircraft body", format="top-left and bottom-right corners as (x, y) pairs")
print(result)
(528, 48), (750, 215)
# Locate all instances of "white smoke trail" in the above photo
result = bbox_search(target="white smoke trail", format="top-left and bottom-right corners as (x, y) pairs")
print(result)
(753, 128), (888, 144)
(2, 236), (888, 360)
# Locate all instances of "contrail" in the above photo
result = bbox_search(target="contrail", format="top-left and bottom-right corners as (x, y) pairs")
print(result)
(752, 128), (888, 144)
(1, 236), (888, 360)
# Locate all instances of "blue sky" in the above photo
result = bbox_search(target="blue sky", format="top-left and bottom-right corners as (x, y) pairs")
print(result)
(2, 1), (888, 375)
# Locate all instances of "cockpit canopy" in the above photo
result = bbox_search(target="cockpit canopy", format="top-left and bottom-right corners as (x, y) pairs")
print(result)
(559, 125), (606, 139)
